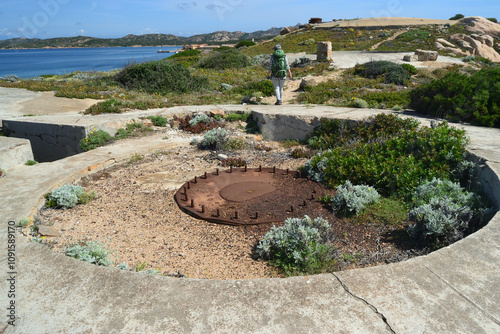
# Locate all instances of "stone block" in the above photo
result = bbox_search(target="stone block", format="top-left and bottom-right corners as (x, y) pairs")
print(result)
(317, 41), (332, 61)
(415, 49), (438, 61)
(0, 137), (34, 169)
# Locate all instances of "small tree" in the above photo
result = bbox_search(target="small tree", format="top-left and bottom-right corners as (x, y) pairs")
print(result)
(449, 14), (464, 20)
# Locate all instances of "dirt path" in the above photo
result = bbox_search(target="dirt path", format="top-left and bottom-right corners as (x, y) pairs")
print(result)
(370, 29), (406, 50)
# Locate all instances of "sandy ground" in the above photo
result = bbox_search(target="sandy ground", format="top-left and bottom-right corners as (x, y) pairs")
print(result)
(317, 17), (457, 28)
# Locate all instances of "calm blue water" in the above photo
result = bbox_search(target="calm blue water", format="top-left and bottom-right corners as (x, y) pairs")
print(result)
(0, 46), (180, 79)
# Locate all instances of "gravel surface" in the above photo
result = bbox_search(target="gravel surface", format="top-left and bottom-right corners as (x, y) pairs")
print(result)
(37, 123), (418, 280)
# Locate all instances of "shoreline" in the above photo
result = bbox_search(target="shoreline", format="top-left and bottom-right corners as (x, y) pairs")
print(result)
(0, 45), (183, 51)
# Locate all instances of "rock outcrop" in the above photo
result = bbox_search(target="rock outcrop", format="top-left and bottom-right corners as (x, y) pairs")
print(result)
(462, 16), (500, 40)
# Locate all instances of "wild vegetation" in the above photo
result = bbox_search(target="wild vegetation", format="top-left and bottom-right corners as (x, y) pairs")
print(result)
(3, 18), (499, 276)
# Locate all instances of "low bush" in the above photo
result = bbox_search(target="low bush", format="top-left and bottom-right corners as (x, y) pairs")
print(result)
(353, 60), (411, 85)
(177, 115), (219, 134)
(331, 181), (381, 215)
(449, 14), (464, 20)
(235, 40), (256, 48)
(86, 98), (124, 115)
(45, 184), (96, 209)
(224, 113), (251, 122)
(256, 216), (336, 276)
(64, 241), (112, 266)
(221, 157), (247, 167)
(305, 115), (469, 199)
(198, 128), (227, 150)
(197, 49), (252, 70)
(348, 98), (369, 108)
(115, 60), (209, 94)
(147, 115), (168, 127)
(407, 178), (476, 246)
(238, 80), (274, 97)
(80, 129), (112, 151)
(189, 114), (211, 126)
(410, 66), (500, 127)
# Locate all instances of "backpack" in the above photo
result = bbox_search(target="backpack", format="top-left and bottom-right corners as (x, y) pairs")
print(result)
(271, 49), (287, 78)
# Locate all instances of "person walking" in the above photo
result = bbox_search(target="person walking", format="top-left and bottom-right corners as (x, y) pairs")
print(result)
(267, 44), (292, 105)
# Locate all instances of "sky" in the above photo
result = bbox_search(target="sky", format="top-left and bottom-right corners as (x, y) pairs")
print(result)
(0, 0), (498, 40)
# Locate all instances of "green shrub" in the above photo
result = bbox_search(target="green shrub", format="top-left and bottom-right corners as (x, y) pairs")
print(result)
(348, 98), (369, 108)
(306, 115), (469, 199)
(223, 137), (247, 150)
(407, 178), (476, 246)
(239, 80), (274, 97)
(256, 216), (336, 276)
(224, 113), (251, 122)
(64, 241), (112, 266)
(449, 14), (464, 20)
(147, 115), (168, 127)
(401, 63), (418, 75)
(198, 128), (227, 150)
(80, 129), (112, 151)
(353, 60), (410, 85)
(410, 66), (500, 127)
(25, 160), (38, 166)
(221, 157), (247, 167)
(235, 40), (256, 48)
(85, 98), (124, 115)
(487, 18), (498, 23)
(197, 49), (252, 70)
(115, 60), (209, 94)
(45, 184), (96, 209)
(168, 49), (202, 59)
(331, 181), (381, 215)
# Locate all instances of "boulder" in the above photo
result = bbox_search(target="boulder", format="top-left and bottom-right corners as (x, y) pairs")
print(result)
(280, 27), (292, 35)
(299, 76), (321, 90)
(461, 16), (500, 40)
(415, 49), (438, 61)
(436, 38), (456, 47)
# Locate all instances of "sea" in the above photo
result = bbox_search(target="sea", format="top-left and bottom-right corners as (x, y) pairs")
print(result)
(0, 46), (180, 79)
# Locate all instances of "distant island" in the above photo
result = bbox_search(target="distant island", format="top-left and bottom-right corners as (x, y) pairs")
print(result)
(0, 28), (281, 49)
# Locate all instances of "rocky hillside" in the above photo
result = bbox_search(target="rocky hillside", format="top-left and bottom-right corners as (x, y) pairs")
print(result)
(0, 28), (282, 49)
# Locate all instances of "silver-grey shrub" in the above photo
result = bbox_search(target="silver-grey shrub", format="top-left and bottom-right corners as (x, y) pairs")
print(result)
(256, 215), (335, 275)
(47, 184), (85, 209)
(189, 114), (211, 126)
(64, 241), (112, 266)
(331, 180), (380, 215)
(198, 128), (227, 150)
(0, 74), (21, 82)
(408, 178), (475, 245)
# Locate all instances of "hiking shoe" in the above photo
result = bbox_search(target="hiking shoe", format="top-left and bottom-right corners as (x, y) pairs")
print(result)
(275, 100), (282, 105)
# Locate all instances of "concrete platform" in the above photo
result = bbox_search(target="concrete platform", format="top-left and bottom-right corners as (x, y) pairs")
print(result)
(0, 104), (499, 333)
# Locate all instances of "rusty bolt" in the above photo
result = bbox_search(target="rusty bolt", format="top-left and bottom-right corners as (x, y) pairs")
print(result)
(259, 165), (262, 172)
(204, 172), (207, 179)
(230, 166), (233, 173)
(244, 165), (247, 172)
(290, 205), (294, 212)
(201, 205), (205, 214)
(191, 199), (194, 208)
(194, 176), (197, 184)
(187, 182), (191, 190)
(272, 166), (276, 174)
(235, 211), (239, 219)
(255, 212), (259, 219)
(216, 209), (220, 217)
(216, 168), (219, 176)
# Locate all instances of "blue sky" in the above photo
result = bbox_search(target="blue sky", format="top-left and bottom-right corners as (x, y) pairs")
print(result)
(0, 0), (498, 40)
